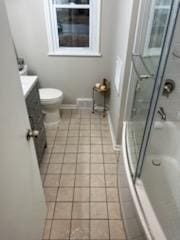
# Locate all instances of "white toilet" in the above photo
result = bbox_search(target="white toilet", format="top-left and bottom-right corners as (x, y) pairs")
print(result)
(39, 88), (63, 126)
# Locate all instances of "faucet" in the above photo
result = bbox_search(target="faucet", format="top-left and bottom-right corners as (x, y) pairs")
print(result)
(158, 107), (166, 121)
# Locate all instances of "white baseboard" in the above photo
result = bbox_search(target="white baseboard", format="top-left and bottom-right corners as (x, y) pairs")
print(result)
(107, 112), (122, 151)
(60, 104), (122, 152)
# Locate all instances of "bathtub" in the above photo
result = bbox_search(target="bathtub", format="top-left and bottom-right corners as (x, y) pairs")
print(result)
(122, 121), (180, 240)
(141, 121), (180, 240)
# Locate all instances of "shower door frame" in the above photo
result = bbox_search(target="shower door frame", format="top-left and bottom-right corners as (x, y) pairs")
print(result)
(134, 0), (180, 179)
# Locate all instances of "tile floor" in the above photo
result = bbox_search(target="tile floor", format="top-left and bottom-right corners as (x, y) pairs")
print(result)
(40, 109), (126, 240)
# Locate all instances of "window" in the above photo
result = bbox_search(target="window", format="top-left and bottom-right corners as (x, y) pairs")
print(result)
(144, 0), (171, 56)
(44, 0), (101, 56)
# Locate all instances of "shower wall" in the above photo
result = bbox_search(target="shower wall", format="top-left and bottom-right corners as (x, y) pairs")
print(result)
(157, 10), (180, 121)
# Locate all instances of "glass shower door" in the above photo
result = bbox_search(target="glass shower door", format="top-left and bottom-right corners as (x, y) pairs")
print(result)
(140, 4), (180, 239)
(126, 0), (173, 176)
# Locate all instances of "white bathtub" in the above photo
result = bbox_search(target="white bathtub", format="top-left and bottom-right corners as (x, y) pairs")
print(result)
(122, 121), (180, 240)
(141, 121), (180, 240)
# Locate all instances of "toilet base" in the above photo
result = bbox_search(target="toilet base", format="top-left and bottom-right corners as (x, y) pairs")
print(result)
(43, 108), (61, 127)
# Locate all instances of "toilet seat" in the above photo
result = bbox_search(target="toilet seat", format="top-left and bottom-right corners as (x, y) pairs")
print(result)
(39, 88), (63, 104)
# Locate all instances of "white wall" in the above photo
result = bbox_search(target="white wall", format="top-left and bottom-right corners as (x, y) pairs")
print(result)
(108, 0), (140, 144)
(5, 0), (115, 103)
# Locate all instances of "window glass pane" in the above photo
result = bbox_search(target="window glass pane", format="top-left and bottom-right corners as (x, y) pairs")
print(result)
(156, 0), (171, 6)
(149, 9), (169, 48)
(56, 8), (89, 47)
(55, 0), (89, 4)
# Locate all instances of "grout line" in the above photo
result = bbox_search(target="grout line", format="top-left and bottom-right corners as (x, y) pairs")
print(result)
(69, 111), (79, 240)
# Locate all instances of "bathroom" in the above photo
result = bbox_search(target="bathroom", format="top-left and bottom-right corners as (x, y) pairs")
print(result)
(0, 0), (180, 239)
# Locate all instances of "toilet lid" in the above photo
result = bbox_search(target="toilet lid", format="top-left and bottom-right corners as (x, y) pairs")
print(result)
(39, 88), (63, 103)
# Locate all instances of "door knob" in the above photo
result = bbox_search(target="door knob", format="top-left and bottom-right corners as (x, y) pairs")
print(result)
(26, 129), (39, 141)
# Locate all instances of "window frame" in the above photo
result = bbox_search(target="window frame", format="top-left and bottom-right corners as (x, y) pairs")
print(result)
(143, 0), (171, 56)
(44, 0), (101, 56)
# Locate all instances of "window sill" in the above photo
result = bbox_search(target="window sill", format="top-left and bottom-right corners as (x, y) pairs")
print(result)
(48, 51), (102, 57)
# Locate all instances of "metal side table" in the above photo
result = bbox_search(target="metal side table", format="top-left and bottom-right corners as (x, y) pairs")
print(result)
(92, 86), (110, 117)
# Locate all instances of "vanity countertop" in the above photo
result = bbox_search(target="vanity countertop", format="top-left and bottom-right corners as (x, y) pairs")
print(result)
(20, 75), (38, 98)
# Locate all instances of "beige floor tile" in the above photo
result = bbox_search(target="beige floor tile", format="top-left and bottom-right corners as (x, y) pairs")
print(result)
(75, 175), (90, 187)
(104, 164), (117, 174)
(91, 145), (102, 153)
(70, 220), (89, 240)
(91, 153), (103, 163)
(47, 164), (62, 174)
(72, 202), (89, 219)
(71, 113), (81, 119)
(80, 125), (90, 130)
(105, 175), (117, 187)
(102, 130), (111, 137)
(57, 188), (74, 201)
(46, 129), (57, 137)
(69, 120), (79, 124)
(42, 114), (124, 240)
(103, 145), (114, 153)
(107, 188), (119, 202)
(91, 130), (101, 137)
(76, 164), (90, 174)
(60, 175), (75, 187)
(79, 137), (91, 145)
(50, 153), (64, 163)
(62, 164), (76, 174)
(44, 175), (60, 187)
(55, 136), (67, 144)
(90, 202), (108, 219)
(74, 188), (90, 201)
(109, 220), (126, 239)
(65, 145), (78, 153)
(71, 119), (80, 124)
(69, 124), (80, 130)
(56, 130), (68, 137)
(44, 188), (58, 202)
(91, 175), (105, 187)
(91, 137), (102, 144)
(91, 164), (104, 174)
(104, 153), (117, 163)
(52, 144), (66, 153)
(66, 137), (79, 145)
(54, 202), (72, 219)
(43, 220), (52, 240)
(102, 137), (112, 145)
(79, 130), (90, 137)
(63, 153), (77, 163)
(108, 202), (121, 219)
(91, 124), (101, 130)
(46, 137), (55, 144)
(68, 130), (79, 137)
(50, 220), (70, 239)
(78, 145), (90, 153)
(90, 220), (109, 239)
(77, 153), (90, 163)
(91, 188), (106, 202)
(47, 202), (55, 219)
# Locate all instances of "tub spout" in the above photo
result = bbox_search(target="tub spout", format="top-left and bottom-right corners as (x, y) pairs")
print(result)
(158, 107), (166, 121)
